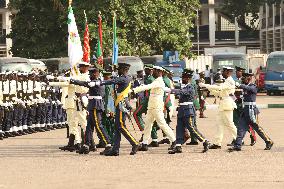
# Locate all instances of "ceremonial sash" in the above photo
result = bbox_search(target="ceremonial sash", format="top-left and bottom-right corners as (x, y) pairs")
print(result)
(115, 83), (131, 107)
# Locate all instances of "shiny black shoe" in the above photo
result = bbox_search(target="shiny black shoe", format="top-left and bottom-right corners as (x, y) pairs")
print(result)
(168, 146), (182, 154)
(18, 130), (27, 135)
(130, 144), (139, 155)
(0, 133), (4, 140)
(186, 141), (199, 145)
(100, 146), (112, 155)
(202, 140), (210, 153)
(78, 145), (90, 154)
(158, 138), (171, 145)
(250, 135), (256, 146)
(5, 132), (15, 137)
(96, 142), (106, 149)
(59, 145), (73, 151)
(12, 131), (21, 136)
(227, 139), (236, 147)
(138, 144), (148, 151)
(168, 141), (176, 151)
(148, 141), (159, 147)
(104, 150), (119, 156)
(209, 144), (221, 149)
(264, 141), (274, 150)
(29, 128), (37, 133)
(228, 146), (241, 152)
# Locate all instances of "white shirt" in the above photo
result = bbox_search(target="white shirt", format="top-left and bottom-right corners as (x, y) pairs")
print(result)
(134, 76), (165, 110)
(205, 70), (210, 78)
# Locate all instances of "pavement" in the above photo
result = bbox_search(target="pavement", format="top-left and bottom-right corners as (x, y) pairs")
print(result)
(0, 95), (284, 189)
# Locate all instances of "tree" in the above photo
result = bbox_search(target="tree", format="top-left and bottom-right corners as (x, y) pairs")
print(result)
(222, 0), (282, 30)
(8, 0), (199, 59)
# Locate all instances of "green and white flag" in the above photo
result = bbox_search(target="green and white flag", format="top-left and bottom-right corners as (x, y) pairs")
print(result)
(67, 6), (83, 68)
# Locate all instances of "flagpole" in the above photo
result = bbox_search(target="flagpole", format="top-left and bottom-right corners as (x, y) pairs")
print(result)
(69, 0), (72, 6)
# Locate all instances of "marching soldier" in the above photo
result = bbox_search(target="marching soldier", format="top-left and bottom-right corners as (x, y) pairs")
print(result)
(102, 71), (115, 144)
(229, 66), (256, 146)
(134, 66), (176, 153)
(70, 67), (112, 154)
(96, 62), (140, 156)
(133, 69), (144, 108)
(199, 67), (237, 149)
(49, 62), (90, 152)
(229, 72), (274, 152)
(168, 69), (210, 154)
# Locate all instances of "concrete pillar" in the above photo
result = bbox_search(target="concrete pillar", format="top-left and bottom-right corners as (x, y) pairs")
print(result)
(208, 0), (215, 47)
(280, 6), (283, 51)
(266, 3), (269, 54)
(235, 17), (239, 46)
(272, 4), (276, 52)
(4, 12), (12, 57)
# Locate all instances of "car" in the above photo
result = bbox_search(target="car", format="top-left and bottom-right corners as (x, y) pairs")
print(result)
(29, 59), (47, 71)
(0, 57), (33, 72)
(40, 57), (70, 73)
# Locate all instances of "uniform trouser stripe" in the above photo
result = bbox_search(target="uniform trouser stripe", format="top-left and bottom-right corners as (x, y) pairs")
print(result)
(93, 108), (108, 145)
(189, 117), (205, 142)
(133, 104), (144, 131)
(119, 111), (138, 145)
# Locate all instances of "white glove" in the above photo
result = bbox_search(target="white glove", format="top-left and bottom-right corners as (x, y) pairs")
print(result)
(46, 75), (54, 80)
(163, 87), (171, 93)
(88, 81), (100, 87)
(58, 76), (70, 82)
(235, 82), (241, 87)
(199, 83), (206, 88)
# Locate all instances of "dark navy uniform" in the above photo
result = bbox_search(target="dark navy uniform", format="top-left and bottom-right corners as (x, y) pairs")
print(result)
(101, 72), (139, 155)
(233, 83), (273, 150)
(70, 78), (111, 148)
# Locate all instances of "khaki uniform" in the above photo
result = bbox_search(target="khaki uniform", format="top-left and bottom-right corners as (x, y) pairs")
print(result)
(134, 76), (176, 144)
(50, 73), (89, 144)
(201, 76), (237, 146)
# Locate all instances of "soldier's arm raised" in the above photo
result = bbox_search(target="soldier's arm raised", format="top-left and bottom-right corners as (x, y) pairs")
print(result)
(49, 81), (70, 87)
(239, 84), (258, 94)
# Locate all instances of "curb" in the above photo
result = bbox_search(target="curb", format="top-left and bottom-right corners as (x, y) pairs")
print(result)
(206, 104), (284, 110)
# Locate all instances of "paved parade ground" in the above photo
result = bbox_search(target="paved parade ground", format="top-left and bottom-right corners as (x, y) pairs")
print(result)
(0, 95), (283, 189)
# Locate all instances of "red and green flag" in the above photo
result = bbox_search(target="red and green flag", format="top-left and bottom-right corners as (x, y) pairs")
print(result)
(82, 10), (90, 63)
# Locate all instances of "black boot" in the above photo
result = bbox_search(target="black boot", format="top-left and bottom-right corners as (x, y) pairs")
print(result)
(139, 134), (144, 143)
(100, 146), (112, 155)
(59, 134), (75, 151)
(168, 146), (182, 154)
(148, 141), (159, 147)
(28, 128), (36, 133)
(168, 141), (176, 151)
(96, 141), (106, 149)
(264, 141), (274, 150)
(186, 141), (199, 145)
(228, 146), (241, 152)
(5, 132), (15, 138)
(138, 143), (148, 151)
(158, 138), (171, 145)
(130, 144), (139, 155)
(202, 140), (210, 153)
(104, 149), (119, 156)
(209, 144), (221, 149)
(78, 145), (90, 154)
(0, 133), (3, 140)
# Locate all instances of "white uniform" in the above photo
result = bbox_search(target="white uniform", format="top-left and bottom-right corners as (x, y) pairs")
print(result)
(201, 76), (237, 146)
(49, 72), (89, 144)
(134, 76), (176, 144)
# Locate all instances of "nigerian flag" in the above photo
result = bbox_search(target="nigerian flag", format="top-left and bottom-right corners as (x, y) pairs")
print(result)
(67, 6), (83, 68)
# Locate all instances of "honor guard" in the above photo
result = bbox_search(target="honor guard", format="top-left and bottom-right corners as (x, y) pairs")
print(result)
(102, 71), (115, 144)
(199, 67), (237, 149)
(97, 62), (140, 156)
(168, 69), (210, 154)
(229, 72), (274, 152)
(230, 66), (256, 146)
(49, 62), (90, 152)
(134, 66), (176, 153)
(70, 67), (112, 154)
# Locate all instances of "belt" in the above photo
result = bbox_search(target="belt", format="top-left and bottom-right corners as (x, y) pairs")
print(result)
(179, 102), (193, 106)
(75, 92), (86, 97)
(88, 96), (102, 100)
(243, 102), (256, 106)
(220, 96), (231, 100)
(150, 93), (163, 96)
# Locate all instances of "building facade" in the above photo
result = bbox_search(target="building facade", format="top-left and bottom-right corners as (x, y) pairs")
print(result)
(260, 1), (284, 54)
(0, 0), (12, 57)
(191, 0), (260, 55)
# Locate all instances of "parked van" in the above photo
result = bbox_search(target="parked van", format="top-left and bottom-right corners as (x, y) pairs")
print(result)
(0, 57), (32, 72)
(265, 51), (284, 95)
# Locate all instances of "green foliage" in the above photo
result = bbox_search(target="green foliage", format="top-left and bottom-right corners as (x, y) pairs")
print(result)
(222, 0), (282, 30)
(9, 0), (199, 59)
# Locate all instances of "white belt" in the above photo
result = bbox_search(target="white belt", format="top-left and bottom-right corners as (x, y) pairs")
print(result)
(220, 96), (232, 100)
(150, 93), (163, 96)
(243, 102), (256, 106)
(179, 102), (193, 106)
(88, 96), (102, 100)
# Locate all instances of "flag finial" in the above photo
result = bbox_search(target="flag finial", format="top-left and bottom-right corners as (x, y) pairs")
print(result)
(69, 0), (72, 6)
